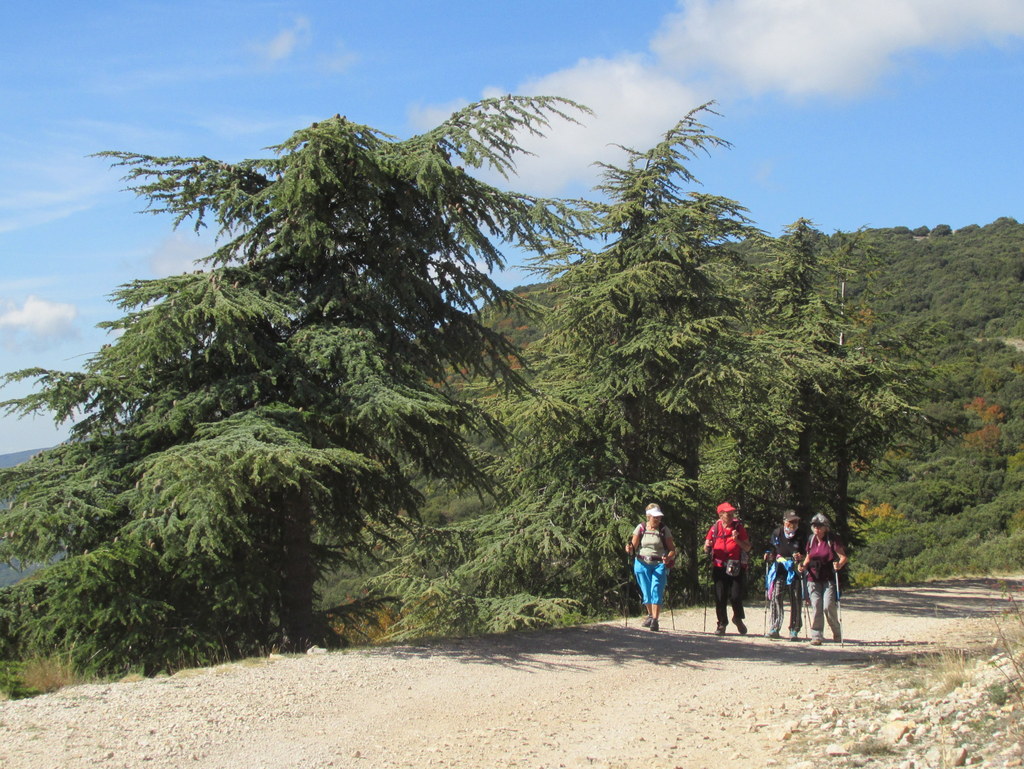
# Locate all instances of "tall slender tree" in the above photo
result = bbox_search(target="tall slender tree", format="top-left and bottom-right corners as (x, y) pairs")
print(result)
(734, 221), (930, 540)
(379, 107), (757, 634)
(0, 97), (587, 672)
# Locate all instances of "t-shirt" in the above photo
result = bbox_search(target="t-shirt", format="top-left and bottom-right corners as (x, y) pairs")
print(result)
(633, 523), (673, 558)
(805, 534), (844, 581)
(705, 520), (749, 567)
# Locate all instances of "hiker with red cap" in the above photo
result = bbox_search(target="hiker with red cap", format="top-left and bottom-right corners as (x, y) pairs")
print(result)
(704, 501), (752, 635)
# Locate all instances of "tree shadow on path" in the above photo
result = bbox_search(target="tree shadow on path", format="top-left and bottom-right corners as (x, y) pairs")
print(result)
(370, 576), (1022, 674)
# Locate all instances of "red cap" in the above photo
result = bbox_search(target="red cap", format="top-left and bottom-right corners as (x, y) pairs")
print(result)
(716, 502), (737, 514)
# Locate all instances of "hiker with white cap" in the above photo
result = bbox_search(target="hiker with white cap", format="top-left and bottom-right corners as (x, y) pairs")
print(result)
(625, 503), (676, 632)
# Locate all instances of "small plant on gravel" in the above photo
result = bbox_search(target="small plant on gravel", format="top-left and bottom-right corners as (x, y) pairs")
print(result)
(935, 648), (971, 694)
(988, 681), (1010, 706)
(20, 654), (85, 694)
(851, 736), (895, 756)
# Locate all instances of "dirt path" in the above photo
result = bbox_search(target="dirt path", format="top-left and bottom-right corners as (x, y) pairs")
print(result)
(0, 577), (1018, 769)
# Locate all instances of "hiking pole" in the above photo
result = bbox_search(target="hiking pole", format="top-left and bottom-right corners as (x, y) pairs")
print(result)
(802, 573), (812, 640)
(834, 569), (844, 647)
(763, 582), (770, 638)
(664, 583), (675, 631)
(702, 564), (709, 633)
(624, 551), (634, 628)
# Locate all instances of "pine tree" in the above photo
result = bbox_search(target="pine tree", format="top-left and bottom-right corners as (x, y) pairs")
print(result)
(0, 97), (586, 672)
(378, 106), (757, 632)
(735, 221), (930, 540)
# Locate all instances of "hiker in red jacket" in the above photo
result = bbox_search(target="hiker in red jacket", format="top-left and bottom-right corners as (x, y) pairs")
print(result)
(704, 502), (752, 635)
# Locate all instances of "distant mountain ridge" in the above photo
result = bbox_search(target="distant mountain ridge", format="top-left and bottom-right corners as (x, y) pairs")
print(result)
(0, 447), (48, 586)
(0, 448), (47, 468)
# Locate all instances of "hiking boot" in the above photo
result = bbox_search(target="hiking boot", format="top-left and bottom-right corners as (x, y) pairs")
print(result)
(810, 637), (823, 646)
(641, 614), (653, 628)
(735, 619), (747, 635)
(649, 619), (660, 632)
(715, 624), (726, 635)
(789, 630), (800, 641)
(766, 630), (781, 639)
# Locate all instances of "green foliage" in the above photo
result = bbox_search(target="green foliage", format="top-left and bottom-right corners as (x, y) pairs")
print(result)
(379, 105), (760, 634)
(0, 660), (37, 699)
(0, 97), (588, 673)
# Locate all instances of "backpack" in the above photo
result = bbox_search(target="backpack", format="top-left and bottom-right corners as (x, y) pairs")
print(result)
(708, 520), (750, 567)
(631, 522), (673, 562)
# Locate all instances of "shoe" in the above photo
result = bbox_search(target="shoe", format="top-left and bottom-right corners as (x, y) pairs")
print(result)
(649, 619), (660, 632)
(735, 620), (747, 635)
(810, 637), (823, 646)
(641, 614), (653, 628)
(715, 624), (726, 635)
(766, 630), (781, 639)
(789, 630), (800, 641)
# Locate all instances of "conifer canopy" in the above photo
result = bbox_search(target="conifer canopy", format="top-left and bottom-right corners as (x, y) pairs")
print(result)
(0, 96), (586, 672)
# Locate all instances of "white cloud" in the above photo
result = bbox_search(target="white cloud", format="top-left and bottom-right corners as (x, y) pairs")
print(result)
(0, 152), (112, 235)
(652, 0), (1024, 97)
(320, 41), (359, 74)
(0, 295), (78, 345)
(428, 57), (706, 197)
(507, 56), (707, 194)
(149, 233), (215, 276)
(255, 17), (312, 64)
(411, 1), (1024, 199)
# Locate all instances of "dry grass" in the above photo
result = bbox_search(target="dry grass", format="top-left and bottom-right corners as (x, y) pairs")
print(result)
(20, 655), (85, 694)
(934, 648), (971, 694)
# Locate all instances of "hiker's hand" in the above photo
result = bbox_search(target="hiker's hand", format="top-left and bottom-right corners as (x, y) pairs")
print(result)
(763, 552), (772, 562)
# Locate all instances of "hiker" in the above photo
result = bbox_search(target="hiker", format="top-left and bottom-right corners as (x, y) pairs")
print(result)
(704, 501), (752, 635)
(763, 510), (807, 640)
(626, 503), (676, 632)
(797, 513), (848, 645)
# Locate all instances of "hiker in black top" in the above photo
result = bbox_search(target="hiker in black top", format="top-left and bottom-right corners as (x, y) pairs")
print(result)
(763, 510), (806, 640)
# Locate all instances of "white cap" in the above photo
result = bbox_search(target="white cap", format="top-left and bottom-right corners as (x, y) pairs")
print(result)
(646, 506), (664, 517)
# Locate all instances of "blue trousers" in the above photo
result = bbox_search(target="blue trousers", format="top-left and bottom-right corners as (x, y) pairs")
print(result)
(633, 560), (668, 605)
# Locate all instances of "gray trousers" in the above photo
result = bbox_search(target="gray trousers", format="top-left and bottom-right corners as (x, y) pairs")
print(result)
(807, 578), (841, 640)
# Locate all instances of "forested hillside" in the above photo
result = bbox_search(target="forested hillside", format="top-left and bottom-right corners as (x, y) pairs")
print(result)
(848, 218), (1024, 584)
(375, 217), (1024, 621)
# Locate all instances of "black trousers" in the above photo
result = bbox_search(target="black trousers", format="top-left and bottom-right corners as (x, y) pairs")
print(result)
(712, 565), (745, 627)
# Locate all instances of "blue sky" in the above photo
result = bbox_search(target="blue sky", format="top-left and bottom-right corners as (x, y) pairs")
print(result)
(2, 0), (1024, 454)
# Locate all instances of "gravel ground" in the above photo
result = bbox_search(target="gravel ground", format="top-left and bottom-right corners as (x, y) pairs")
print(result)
(0, 577), (1019, 769)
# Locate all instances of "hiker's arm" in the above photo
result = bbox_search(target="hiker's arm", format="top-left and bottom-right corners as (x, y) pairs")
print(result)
(735, 527), (752, 553)
(664, 534), (676, 565)
(834, 542), (848, 571)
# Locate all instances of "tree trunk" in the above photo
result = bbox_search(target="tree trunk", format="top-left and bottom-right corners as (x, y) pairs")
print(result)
(834, 444), (851, 542)
(279, 494), (316, 651)
(680, 433), (702, 598)
(792, 386), (814, 516)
